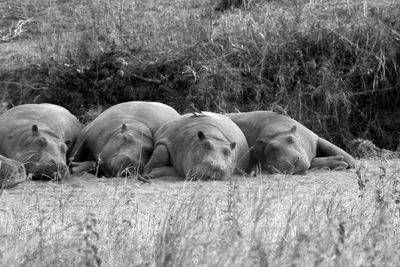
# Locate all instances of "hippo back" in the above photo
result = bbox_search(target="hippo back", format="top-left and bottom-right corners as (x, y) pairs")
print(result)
(88, 101), (180, 135)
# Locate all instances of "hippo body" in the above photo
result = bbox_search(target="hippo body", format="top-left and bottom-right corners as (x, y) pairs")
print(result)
(143, 112), (250, 180)
(227, 111), (355, 174)
(0, 103), (82, 180)
(70, 101), (180, 177)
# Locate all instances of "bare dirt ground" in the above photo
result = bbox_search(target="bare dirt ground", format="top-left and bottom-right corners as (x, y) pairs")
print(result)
(0, 162), (361, 220)
(2, 159), (393, 214)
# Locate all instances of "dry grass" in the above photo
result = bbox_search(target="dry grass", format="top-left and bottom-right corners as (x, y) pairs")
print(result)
(1, 160), (400, 266)
(1, 2), (400, 264)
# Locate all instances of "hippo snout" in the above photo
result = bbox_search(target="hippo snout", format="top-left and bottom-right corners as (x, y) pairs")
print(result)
(292, 156), (310, 175)
(208, 161), (226, 171)
(210, 164), (227, 176)
(193, 160), (231, 180)
(32, 160), (69, 180)
(293, 168), (307, 175)
(203, 160), (229, 175)
(110, 155), (143, 177)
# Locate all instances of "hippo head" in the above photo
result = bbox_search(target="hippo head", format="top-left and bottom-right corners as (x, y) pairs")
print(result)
(255, 125), (310, 174)
(100, 124), (153, 177)
(22, 124), (70, 180)
(184, 131), (236, 180)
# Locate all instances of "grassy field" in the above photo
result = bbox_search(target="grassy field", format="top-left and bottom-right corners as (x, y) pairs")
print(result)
(1, 0), (400, 266)
(1, 159), (400, 266)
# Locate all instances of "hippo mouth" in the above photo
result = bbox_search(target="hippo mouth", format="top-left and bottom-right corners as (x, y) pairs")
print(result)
(115, 164), (144, 177)
(266, 164), (295, 175)
(29, 162), (69, 180)
(186, 165), (231, 181)
(108, 154), (145, 177)
(189, 173), (223, 181)
(32, 170), (67, 180)
(265, 160), (307, 175)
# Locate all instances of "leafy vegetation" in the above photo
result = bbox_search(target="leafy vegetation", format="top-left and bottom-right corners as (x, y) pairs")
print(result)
(1, 0), (399, 148)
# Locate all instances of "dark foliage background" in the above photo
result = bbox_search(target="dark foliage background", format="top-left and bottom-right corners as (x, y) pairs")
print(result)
(1, 0), (399, 150)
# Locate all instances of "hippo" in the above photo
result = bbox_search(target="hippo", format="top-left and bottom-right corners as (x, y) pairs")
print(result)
(142, 112), (250, 180)
(0, 154), (26, 189)
(227, 111), (356, 175)
(0, 103), (82, 180)
(69, 101), (180, 177)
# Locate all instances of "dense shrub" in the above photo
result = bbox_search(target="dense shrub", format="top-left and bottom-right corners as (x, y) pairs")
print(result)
(1, 0), (399, 150)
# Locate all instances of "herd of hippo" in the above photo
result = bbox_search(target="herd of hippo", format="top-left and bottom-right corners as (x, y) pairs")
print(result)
(0, 101), (356, 188)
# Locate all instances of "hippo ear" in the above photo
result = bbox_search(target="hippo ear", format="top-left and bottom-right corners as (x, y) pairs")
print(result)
(198, 131), (206, 140)
(290, 125), (297, 133)
(121, 124), (128, 133)
(230, 142), (236, 150)
(38, 137), (47, 147)
(31, 124), (39, 136)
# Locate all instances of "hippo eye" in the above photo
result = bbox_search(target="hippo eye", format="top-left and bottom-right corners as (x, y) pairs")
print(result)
(286, 135), (295, 144)
(60, 144), (68, 154)
(223, 148), (231, 157)
(38, 137), (47, 147)
(123, 136), (132, 143)
(202, 141), (212, 150)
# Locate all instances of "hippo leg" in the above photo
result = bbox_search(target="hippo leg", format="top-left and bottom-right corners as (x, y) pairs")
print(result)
(146, 166), (182, 180)
(70, 161), (97, 174)
(141, 144), (171, 180)
(310, 155), (348, 170)
(316, 137), (356, 168)
(247, 141), (266, 176)
(144, 145), (170, 172)
(247, 154), (260, 175)
(248, 163), (262, 177)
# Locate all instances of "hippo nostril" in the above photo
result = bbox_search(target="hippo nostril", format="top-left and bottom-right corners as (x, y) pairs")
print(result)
(214, 164), (224, 172)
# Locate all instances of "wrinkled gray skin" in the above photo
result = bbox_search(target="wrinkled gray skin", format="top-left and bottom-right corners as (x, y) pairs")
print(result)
(70, 101), (180, 177)
(143, 112), (250, 180)
(228, 111), (356, 175)
(0, 104), (82, 180)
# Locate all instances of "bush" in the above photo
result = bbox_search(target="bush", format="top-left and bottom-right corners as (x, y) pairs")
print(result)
(1, 0), (399, 150)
